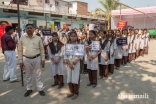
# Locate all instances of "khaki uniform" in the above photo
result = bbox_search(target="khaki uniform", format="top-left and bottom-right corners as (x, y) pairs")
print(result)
(18, 34), (45, 91)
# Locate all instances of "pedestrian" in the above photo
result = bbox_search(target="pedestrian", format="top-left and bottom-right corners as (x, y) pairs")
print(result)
(122, 29), (128, 65)
(114, 30), (123, 70)
(139, 30), (145, 57)
(86, 30), (101, 88)
(108, 30), (116, 74)
(98, 30), (110, 79)
(135, 29), (140, 58)
(18, 24), (45, 97)
(1, 26), (20, 83)
(64, 31), (82, 100)
(144, 29), (150, 55)
(48, 32), (64, 89)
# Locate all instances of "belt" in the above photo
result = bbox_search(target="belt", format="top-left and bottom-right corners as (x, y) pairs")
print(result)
(23, 54), (40, 59)
(5, 50), (14, 51)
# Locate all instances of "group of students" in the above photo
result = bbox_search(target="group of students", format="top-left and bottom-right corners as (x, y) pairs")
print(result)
(46, 28), (150, 100)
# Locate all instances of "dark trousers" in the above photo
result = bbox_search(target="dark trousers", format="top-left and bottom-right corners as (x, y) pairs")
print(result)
(144, 47), (148, 54)
(99, 65), (108, 77)
(122, 56), (127, 64)
(128, 53), (132, 62)
(54, 75), (64, 86)
(68, 78), (80, 95)
(108, 64), (114, 74)
(140, 49), (144, 56)
(115, 59), (122, 67)
(87, 69), (97, 84)
(136, 50), (139, 58)
(132, 53), (136, 60)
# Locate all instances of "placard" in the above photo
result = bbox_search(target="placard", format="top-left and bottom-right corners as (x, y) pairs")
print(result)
(91, 41), (100, 51)
(116, 37), (127, 46)
(65, 44), (84, 56)
(73, 44), (84, 56)
(65, 44), (74, 55)
(117, 20), (127, 29)
(89, 24), (95, 30)
(41, 29), (52, 36)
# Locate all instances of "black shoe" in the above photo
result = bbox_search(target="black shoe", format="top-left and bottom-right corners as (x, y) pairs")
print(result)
(39, 91), (45, 96)
(87, 82), (93, 86)
(24, 90), (33, 97)
(51, 83), (58, 87)
(92, 84), (97, 88)
(58, 85), (64, 89)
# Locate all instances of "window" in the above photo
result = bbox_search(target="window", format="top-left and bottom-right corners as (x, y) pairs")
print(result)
(3, 9), (17, 13)
(51, 14), (62, 18)
(28, 12), (44, 16)
(11, 0), (28, 5)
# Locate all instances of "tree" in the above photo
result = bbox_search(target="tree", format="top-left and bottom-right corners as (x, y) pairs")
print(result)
(96, 0), (120, 29)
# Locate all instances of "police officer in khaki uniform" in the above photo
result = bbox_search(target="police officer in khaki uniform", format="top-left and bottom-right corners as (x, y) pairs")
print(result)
(18, 24), (45, 97)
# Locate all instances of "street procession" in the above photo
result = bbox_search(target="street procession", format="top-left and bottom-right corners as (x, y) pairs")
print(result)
(0, 0), (155, 104)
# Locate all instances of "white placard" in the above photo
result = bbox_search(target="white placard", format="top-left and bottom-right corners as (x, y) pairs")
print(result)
(91, 41), (100, 51)
(65, 44), (84, 56)
(73, 44), (84, 56)
(89, 24), (95, 30)
(65, 44), (74, 55)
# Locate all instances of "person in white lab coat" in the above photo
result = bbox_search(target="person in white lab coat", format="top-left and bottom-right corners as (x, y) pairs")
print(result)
(48, 32), (65, 89)
(64, 31), (82, 100)
(135, 29), (140, 58)
(114, 30), (123, 70)
(143, 29), (150, 55)
(122, 29), (128, 65)
(98, 30), (110, 79)
(139, 30), (145, 57)
(108, 30), (116, 74)
(86, 30), (101, 88)
(127, 29), (134, 62)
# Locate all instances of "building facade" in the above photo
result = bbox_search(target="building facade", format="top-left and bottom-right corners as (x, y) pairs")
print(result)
(0, 0), (104, 30)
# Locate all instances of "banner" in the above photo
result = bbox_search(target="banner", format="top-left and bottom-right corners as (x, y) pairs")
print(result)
(117, 20), (127, 29)
(116, 37), (127, 46)
(148, 30), (156, 35)
(65, 44), (84, 56)
(41, 29), (52, 36)
(91, 41), (100, 51)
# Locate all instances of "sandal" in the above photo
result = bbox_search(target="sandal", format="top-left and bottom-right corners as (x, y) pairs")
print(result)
(10, 79), (21, 83)
(67, 93), (74, 98)
(71, 94), (78, 100)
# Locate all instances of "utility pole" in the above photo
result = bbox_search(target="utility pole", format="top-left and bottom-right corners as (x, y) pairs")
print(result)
(17, 0), (24, 86)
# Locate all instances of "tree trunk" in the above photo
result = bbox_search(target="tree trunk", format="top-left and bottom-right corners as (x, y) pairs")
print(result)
(108, 17), (111, 30)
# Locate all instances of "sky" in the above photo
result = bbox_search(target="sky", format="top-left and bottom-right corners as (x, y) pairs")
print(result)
(66, 0), (156, 11)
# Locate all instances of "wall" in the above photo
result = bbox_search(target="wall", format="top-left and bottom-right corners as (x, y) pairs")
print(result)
(69, 2), (77, 14)
(77, 2), (88, 15)
(44, 0), (55, 12)
(55, 1), (68, 13)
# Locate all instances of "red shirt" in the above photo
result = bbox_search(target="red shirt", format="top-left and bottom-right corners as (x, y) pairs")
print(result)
(1, 33), (17, 53)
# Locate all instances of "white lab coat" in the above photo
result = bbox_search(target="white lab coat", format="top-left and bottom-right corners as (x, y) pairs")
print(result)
(122, 34), (129, 56)
(64, 55), (82, 84)
(99, 40), (110, 65)
(140, 34), (145, 49)
(135, 35), (141, 50)
(145, 33), (149, 47)
(128, 35), (134, 53)
(115, 37), (123, 59)
(108, 38), (116, 64)
(48, 46), (64, 77)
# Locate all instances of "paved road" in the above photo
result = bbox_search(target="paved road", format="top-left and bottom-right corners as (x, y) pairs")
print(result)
(0, 40), (156, 104)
